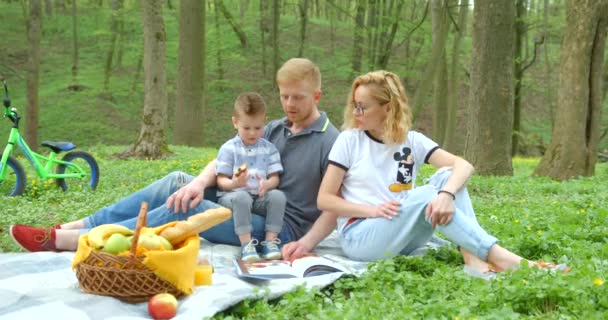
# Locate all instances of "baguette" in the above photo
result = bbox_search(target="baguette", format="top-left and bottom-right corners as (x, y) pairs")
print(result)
(160, 207), (232, 245)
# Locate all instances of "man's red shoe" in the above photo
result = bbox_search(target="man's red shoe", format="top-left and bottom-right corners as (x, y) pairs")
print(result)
(9, 224), (59, 252)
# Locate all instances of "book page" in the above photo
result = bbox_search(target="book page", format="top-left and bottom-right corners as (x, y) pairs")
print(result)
(291, 256), (349, 277)
(234, 259), (299, 280)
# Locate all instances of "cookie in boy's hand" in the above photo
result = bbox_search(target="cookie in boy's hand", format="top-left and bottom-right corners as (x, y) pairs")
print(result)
(234, 164), (247, 177)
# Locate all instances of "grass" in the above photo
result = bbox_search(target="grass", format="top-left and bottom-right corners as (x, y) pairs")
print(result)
(1, 149), (607, 318)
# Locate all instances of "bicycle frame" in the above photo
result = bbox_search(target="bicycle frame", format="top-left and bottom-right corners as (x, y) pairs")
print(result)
(0, 129), (88, 181)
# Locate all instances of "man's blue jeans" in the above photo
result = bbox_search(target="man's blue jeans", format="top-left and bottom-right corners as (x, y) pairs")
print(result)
(82, 171), (296, 246)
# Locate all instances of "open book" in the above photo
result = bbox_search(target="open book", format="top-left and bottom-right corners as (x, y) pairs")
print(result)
(233, 255), (350, 280)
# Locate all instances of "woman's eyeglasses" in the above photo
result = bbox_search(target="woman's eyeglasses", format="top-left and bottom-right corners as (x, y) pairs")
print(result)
(354, 103), (369, 115)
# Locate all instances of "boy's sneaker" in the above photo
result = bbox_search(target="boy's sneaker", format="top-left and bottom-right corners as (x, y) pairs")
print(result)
(240, 239), (261, 262)
(9, 224), (59, 252)
(260, 238), (282, 260)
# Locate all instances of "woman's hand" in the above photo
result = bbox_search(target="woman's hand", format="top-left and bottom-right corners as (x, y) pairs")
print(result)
(368, 200), (400, 220)
(425, 192), (455, 228)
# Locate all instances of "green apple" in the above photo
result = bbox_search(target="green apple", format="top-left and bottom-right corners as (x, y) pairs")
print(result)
(103, 233), (131, 254)
(138, 233), (163, 250)
(158, 236), (173, 250)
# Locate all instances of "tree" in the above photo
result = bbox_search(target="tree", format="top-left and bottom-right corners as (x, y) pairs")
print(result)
(25, 0), (42, 150)
(271, 0), (280, 79)
(174, 0), (207, 147)
(297, 0), (309, 57)
(412, 0), (450, 121)
(216, 0), (249, 49)
(430, 0), (450, 144)
(534, 0), (608, 180)
(464, 1), (516, 176)
(103, 0), (124, 92)
(350, 0), (365, 77)
(443, 0), (469, 153)
(213, 0), (224, 80)
(69, 0), (80, 90)
(120, 0), (168, 159)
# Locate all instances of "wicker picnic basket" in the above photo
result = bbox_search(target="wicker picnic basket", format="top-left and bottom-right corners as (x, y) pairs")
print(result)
(74, 202), (187, 303)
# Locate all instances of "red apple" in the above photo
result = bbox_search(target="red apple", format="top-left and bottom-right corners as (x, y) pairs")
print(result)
(148, 293), (178, 319)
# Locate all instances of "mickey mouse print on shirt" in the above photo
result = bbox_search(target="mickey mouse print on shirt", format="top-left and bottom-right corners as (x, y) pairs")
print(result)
(389, 147), (414, 192)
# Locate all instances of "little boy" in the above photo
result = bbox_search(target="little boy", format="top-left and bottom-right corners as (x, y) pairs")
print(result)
(216, 92), (286, 262)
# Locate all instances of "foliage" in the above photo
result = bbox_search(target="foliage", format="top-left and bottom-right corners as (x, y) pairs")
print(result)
(3, 0), (604, 155)
(1, 152), (607, 318)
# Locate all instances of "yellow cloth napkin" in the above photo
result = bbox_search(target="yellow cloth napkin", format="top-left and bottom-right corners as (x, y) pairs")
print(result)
(72, 222), (200, 295)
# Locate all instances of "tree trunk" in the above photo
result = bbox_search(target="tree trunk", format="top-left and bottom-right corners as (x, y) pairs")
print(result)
(271, 0), (280, 80)
(297, 0), (309, 57)
(173, 0), (206, 147)
(543, 0), (554, 131)
(443, 0), (469, 153)
(259, 0), (268, 76)
(412, 0), (450, 121)
(240, 0), (249, 21)
(464, 1), (516, 176)
(534, 0), (608, 180)
(44, 0), (52, 17)
(70, 0), (79, 89)
(121, 0), (169, 159)
(351, 0), (365, 77)
(217, 0), (248, 49)
(377, 0), (405, 69)
(103, 0), (123, 92)
(367, 0), (378, 70)
(26, 0), (42, 151)
(214, 0), (224, 80)
(430, 0), (450, 144)
(512, 0), (526, 156)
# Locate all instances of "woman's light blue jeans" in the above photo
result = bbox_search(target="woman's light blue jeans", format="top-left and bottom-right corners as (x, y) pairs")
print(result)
(340, 168), (498, 262)
(81, 171), (295, 246)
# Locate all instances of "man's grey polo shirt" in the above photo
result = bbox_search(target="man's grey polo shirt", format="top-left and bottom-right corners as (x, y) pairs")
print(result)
(264, 111), (339, 240)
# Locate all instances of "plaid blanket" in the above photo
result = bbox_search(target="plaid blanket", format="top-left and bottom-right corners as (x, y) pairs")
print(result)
(0, 232), (367, 320)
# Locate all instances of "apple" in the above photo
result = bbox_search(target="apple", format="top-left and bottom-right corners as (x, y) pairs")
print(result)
(148, 293), (178, 319)
(158, 236), (173, 250)
(138, 233), (163, 250)
(102, 233), (131, 254)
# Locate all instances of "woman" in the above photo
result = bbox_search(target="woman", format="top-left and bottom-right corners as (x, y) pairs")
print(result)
(283, 70), (567, 279)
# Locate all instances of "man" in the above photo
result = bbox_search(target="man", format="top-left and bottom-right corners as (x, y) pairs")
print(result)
(10, 58), (340, 252)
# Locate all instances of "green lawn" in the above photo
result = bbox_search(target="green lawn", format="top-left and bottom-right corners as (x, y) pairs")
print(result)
(1, 148), (606, 319)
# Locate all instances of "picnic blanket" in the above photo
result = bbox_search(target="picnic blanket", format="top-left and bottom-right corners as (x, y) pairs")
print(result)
(0, 231), (369, 320)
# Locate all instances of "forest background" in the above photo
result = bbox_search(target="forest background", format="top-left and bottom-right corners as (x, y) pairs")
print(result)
(0, 0), (606, 181)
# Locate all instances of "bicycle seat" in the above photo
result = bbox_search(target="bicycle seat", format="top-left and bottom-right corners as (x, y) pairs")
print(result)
(41, 141), (76, 153)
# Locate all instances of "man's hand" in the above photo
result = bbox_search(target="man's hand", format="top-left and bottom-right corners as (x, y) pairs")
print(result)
(282, 240), (313, 262)
(425, 192), (455, 229)
(166, 182), (205, 213)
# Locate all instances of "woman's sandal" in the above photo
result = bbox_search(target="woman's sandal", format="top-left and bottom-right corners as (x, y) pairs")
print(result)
(463, 265), (498, 281)
(535, 261), (570, 273)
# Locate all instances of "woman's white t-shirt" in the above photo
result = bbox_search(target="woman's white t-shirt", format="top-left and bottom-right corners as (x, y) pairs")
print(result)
(327, 129), (439, 233)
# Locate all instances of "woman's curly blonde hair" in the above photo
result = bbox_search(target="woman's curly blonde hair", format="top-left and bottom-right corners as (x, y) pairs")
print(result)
(342, 70), (412, 145)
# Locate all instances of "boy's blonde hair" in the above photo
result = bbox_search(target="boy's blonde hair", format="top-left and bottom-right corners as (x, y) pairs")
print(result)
(276, 58), (322, 91)
(234, 92), (266, 118)
(343, 70), (412, 145)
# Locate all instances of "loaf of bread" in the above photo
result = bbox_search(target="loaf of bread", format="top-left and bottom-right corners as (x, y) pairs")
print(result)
(160, 207), (232, 245)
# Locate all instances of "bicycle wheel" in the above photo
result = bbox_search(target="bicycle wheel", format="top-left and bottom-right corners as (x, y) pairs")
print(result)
(56, 150), (100, 192)
(0, 155), (27, 196)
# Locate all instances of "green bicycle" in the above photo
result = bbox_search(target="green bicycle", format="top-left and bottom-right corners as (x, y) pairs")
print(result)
(0, 80), (100, 196)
